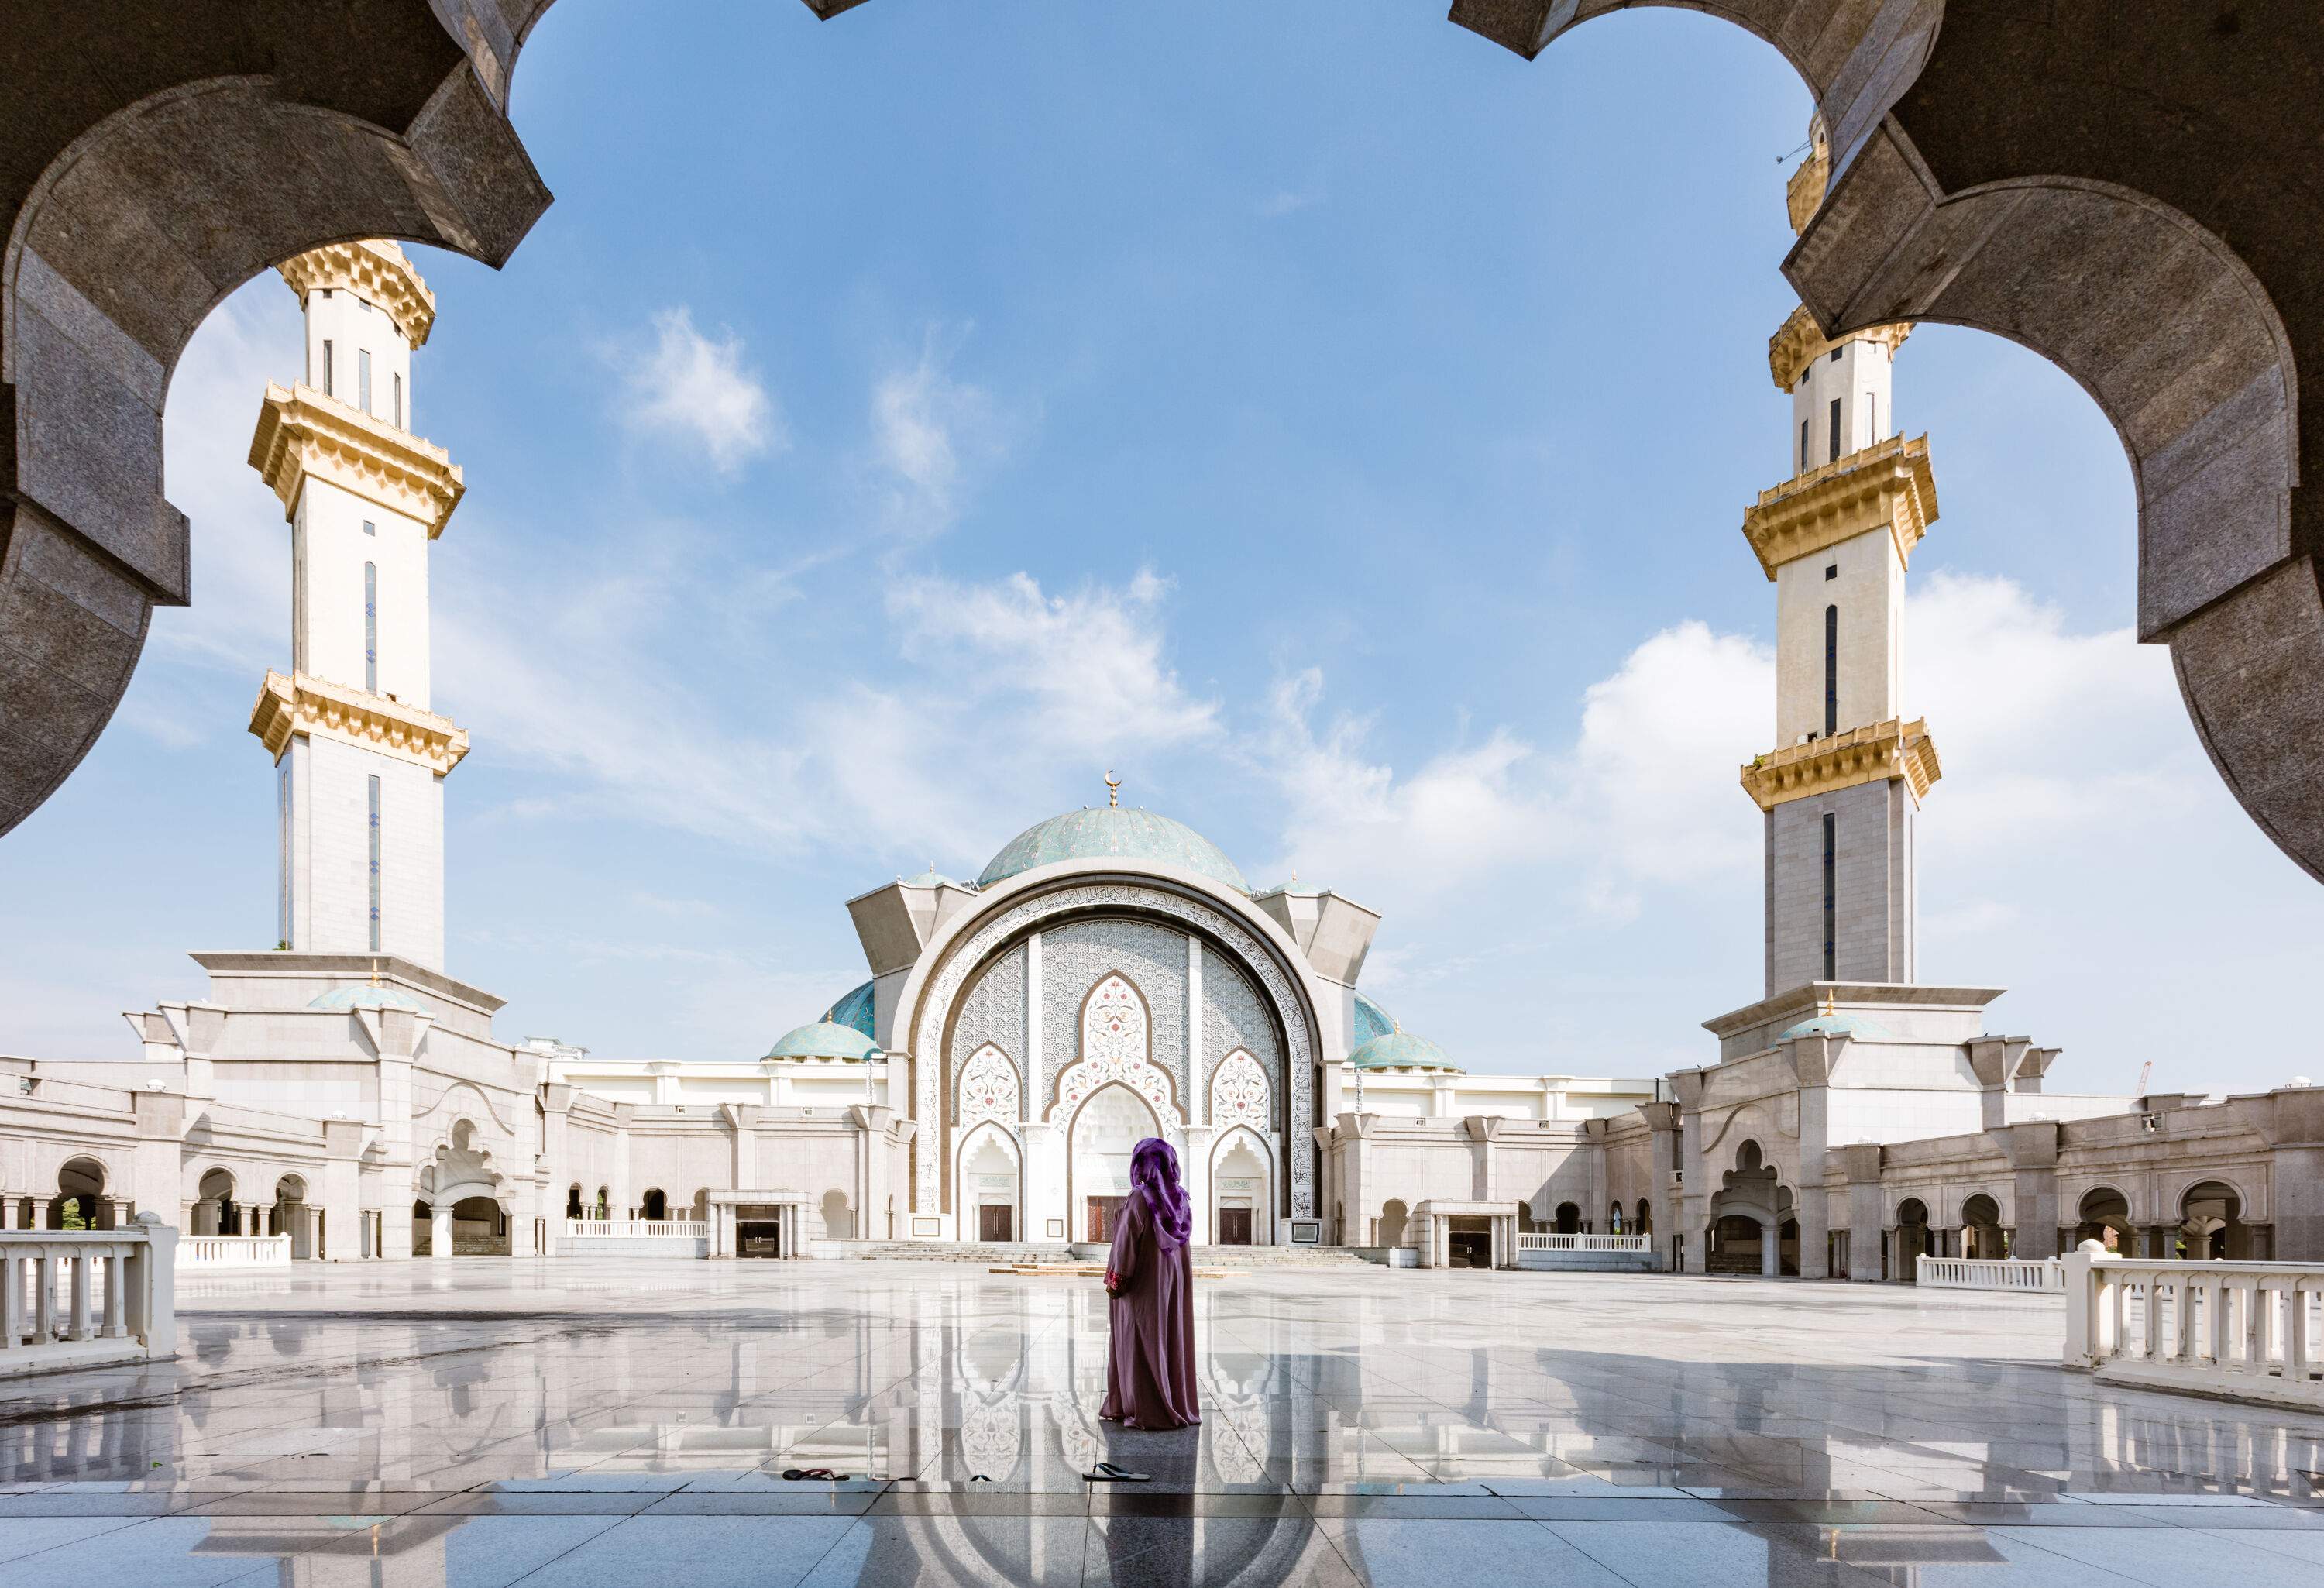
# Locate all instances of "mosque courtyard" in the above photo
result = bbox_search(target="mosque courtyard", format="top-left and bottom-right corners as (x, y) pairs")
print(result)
(4, 1263), (2323, 1586)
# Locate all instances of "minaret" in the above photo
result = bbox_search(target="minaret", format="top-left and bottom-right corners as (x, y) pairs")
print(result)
(1739, 119), (1941, 995)
(246, 241), (469, 969)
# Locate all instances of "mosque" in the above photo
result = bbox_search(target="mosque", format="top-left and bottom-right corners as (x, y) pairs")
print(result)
(5, 136), (2320, 1277)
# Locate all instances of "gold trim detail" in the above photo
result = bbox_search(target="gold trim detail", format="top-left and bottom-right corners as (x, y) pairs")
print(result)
(249, 670), (470, 775)
(1768, 304), (1913, 392)
(277, 240), (437, 347)
(1741, 717), (1941, 812)
(249, 383), (465, 538)
(1741, 432), (1937, 579)
(1786, 119), (1830, 235)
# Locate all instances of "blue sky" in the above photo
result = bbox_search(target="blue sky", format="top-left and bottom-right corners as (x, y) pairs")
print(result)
(5, 2), (2319, 1098)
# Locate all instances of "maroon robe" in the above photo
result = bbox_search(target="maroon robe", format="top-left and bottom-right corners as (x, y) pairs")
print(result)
(1099, 1191), (1200, 1430)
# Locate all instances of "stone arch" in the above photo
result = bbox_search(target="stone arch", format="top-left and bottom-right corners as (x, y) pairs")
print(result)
(641, 1188), (668, 1220)
(1470, 0), (2324, 885)
(820, 1186), (854, 1241)
(953, 1120), (1023, 1243)
(1208, 1124), (1274, 1246)
(1064, 1080), (1162, 1240)
(52, 1156), (111, 1229)
(0, 39), (549, 838)
(2074, 1184), (2136, 1251)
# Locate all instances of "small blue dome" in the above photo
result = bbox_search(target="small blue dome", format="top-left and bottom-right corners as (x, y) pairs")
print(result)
(309, 983), (427, 1012)
(1352, 992), (1396, 1047)
(899, 866), (971, 889)
(1778, 1012), (1891, 1041)
(828, 981), (877, 1040)
(1349, 1030), (1461, 1073)
(764, 1020), (881, 1061)
(978, 806), (1248, 893)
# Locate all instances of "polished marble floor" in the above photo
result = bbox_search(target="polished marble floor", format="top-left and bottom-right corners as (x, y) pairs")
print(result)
(5, 1260), (2324, 1585)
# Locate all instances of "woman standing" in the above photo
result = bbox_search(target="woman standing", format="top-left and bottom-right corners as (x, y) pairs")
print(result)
(1099, 1136), (1201, 1431)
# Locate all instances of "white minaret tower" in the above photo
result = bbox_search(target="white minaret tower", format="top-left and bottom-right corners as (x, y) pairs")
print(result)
(246, 241), (469, 969)
(1740, 119), (1941, 994)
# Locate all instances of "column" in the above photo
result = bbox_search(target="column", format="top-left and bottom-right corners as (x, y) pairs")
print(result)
(1182, 1126), (1213, 1245)
(430, 1201), (452, 1258)
(1760, 1222), (1779, 1277)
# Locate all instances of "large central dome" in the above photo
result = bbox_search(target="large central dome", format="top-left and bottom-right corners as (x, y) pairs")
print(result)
(977, 806), (1250, 893)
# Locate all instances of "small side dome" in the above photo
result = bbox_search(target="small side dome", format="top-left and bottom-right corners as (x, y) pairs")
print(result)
(898, 865), (972, 889)
(1351, 992), (1396, 1047)
(309, 984), (427, 1012)
(828, 981), (877, 1040)
(1776, 1012), (1890, 1042)
(764, 1019), (881, 1062)
(1349, 1030), (1461, 1074)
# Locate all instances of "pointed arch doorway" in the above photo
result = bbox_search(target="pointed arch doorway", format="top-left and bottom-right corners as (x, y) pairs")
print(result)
(1068, 1083), (1160, 1242)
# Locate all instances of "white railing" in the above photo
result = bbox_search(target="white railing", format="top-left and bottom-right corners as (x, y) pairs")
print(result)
(179, 1235), (292, 1268)
(564, 1218), (707, 1239)
(2, 1217), (177, 1376)
(1918, 1256), (2064, 1292)
(2064, 1243), (2324, 1411)
(1516, 1233), (1653, 1252)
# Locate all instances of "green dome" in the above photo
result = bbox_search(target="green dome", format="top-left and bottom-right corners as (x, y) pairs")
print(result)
(764, 1020), (881, 1061)
(1349, 1030), (1461, 1073)
(978, 806), (1249, 893)
(309, 984), (427, 1012)
(1352, 992), (1396, 1047)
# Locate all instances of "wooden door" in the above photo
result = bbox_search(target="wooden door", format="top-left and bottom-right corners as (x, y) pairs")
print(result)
(978, 1205), (1013, 1243)
(1217, 1208), (1253, 1246)
(1088, 1196), (1126, 1242)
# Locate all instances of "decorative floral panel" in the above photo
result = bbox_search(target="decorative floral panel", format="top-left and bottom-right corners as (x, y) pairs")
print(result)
(1202, 957), (1279, 1091)
(1051, 972), (1177, 1130)
(956, 1044), (1019, 1129)
(1209, 1049), (1271, 1130)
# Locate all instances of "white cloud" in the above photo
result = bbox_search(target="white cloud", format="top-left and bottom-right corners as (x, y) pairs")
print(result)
(868, 331), (1014, 535)
(1256, 188), (1323, 218)
(619, 307), (782, 474)
(887, 568), (1218, 750)
(1257, 620), (1768, 916)
(437, 545), (1210, 874)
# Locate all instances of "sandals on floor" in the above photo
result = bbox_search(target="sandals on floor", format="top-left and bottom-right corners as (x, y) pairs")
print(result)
(781, 1467), (851, 1482)
(1083, 1461), (1151, 1483)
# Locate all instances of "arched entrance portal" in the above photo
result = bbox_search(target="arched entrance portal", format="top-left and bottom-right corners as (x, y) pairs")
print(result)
(957, 1125), (1023, 1244)
(1211, 1129), (1271, 1246)
(1069, 1084), (1160, 1243)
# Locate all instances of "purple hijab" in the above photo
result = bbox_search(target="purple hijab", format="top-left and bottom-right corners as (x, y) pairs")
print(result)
(1129, 1136), (1191, 1251)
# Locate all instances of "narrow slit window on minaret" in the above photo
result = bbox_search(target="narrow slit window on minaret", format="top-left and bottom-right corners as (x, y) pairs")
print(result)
(1827, 397), (1841, 462)
(1821, 813), (1837, 981)
(1800, 418), (1810, 472)
(359, 349), (372, 415)
(321, 340), (333, 397)
(394, 373), (404, 430)
(1824, 604), (1838, 737)
(365, 772), (379, 948)
(364, 562), (377, 693)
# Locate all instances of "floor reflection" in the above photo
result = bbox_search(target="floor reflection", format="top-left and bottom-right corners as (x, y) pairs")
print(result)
(4, 1262), (2323, 1586)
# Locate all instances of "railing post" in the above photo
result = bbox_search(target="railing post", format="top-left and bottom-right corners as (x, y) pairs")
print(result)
(67, 1249), (93, 1342)
(2062, 1239), (2103, 1366)
(33, 1252), (57, 1341)
(132, 1213), (177, 1357)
